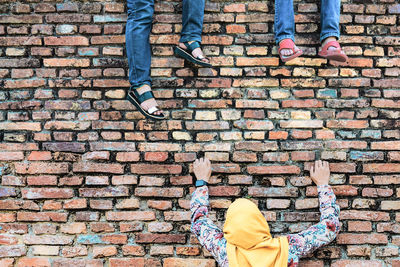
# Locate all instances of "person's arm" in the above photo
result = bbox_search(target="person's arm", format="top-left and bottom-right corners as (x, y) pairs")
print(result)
(190, 158), (228, 267)
(287, 161), (340, 263)
(317, 184), (340, 235)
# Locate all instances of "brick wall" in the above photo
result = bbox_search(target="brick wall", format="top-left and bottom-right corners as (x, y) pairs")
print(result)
(0, 0), (399, 266)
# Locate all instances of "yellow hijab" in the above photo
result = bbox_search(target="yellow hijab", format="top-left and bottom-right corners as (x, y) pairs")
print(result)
(223, 198), (289, 267)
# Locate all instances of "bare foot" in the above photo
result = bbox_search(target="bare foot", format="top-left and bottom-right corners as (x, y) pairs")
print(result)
(178, 42), (209, 64)
(321, 36), (339, 52)
(279, 39), (301, 57)
(136, 84), (163, 116)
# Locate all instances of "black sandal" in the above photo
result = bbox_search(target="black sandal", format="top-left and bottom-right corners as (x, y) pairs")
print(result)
(127, 86), (165, 120)
(174, 41), (212, 67)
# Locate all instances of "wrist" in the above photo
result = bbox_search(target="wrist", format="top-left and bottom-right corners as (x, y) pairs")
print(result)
(195, 176), (209, 182)
(195, 180), (208, 187)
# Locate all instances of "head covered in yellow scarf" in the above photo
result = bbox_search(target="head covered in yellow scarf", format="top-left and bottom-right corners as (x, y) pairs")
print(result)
(223, 198), (289, 267)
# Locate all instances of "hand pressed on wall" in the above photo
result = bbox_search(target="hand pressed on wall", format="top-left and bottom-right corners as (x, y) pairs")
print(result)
(193, 157), (211, 183)
(310, 160), (330, 186)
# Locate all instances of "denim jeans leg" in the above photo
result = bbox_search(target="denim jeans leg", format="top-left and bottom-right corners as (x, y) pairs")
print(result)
(274, 0), (295, 44)
(180, 0), (205, 43)
(126, 0), (154, 88)
(320, 0), (341, 42)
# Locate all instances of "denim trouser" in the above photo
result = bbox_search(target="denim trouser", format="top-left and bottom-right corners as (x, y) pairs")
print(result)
(274, 0), (341, 44)
(126, 0), (205, 87)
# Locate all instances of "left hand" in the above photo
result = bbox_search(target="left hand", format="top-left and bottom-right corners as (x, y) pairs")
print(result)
(193, 157), (211, 183)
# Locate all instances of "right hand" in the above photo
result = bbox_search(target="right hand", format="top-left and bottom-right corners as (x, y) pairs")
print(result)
(193, 157), (211, 183)
(310, 160), (330, 186)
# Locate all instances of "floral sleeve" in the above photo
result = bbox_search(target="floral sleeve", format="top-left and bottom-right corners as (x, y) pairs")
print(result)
(190, 186), (229, 267)
(287, 184), (340, 266)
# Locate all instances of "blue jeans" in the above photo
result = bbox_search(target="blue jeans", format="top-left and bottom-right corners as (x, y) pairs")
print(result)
(274, 0), (341, 45)
(126, 0), (205, 87)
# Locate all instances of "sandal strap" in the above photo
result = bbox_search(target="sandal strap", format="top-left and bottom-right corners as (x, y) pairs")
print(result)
(136, 90), (154, 104)
(183, 41), (201, 53)
(148, 106), (160, 115)
(325, 40), (340, 49)
(278, 39), (296, 52)
(130, 86), (155, 104)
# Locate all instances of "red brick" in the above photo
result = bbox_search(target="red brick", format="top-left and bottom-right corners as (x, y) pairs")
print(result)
(109, 258), (145, 267)
(306, 185), (358, 196)
(135, 188), (183, 198)
(27, 176), (57, 186)
(340, 210), (390, 221)
(111, 175), (138, 185)
(247, 165), (300, 174)
(364, 163), (400, 173)
(16, 258), (50, 267)
(348, 221), (372, 232)
(337, 233), (388, 244)
(93, 246), (117, 258)
(44, 36), (88, 46)
(91, 35), (125, 45)
(130, 164), (182, 174)
(135, 234), (185, 244)
(144, 152), (168, 162)
(79, 187), (129, 198)
(121, 245), (145, 256)
(209, 186), (240, 196)
(0, 259), (14, 267)
(17, 212), (67, 222)
(21, 188), (73, 199)
(73, 162), (124, 174)
(43, 58), (90, 67)
(163, 258), (215, 267)
(61, 246), (88, 258)
(331, 260), (383, 267)
(282, 99), (324, 108)
(64, 199), (87, 210)
(120, 223), (144, 233)
(0, 152), (24, 161)
(91, 223), (115, 233)
(147, 200), (172, 210)
(106, 211), (155, 221)
(291, 151), (315, 161)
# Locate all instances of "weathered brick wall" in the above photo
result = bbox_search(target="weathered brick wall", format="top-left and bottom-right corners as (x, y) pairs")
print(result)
(0, 0), (399, 266)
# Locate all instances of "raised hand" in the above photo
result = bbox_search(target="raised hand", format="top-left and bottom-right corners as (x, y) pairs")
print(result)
(193, 157), (211, 183)
(310, 160), (330, 186)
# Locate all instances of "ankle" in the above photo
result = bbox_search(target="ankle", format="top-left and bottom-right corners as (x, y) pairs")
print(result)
(322, 37), (337, 46)
(136, 84), (150, 93)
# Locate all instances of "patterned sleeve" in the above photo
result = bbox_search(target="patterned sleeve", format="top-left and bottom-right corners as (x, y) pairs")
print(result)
(190, 186), (228, 267)
(287, 184), (340, 262)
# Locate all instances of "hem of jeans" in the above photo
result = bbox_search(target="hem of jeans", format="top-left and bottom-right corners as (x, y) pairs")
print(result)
(130, 80), (151, 89)
(179, 35), (202, 44)
(275, 35), (295, 45)
(320, 32), (340, 42)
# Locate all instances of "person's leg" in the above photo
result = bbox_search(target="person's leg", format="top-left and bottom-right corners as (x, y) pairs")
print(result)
(320, 0), (340, 45)
(318, 0), (347, 61)
(274, 0), (300, 57)
(274, 0), (295, 44)
(177, 0), (209, 64)
(180, 0), (204, 43)
(126, 0), (163, 116)
(126, 0), (153, 87)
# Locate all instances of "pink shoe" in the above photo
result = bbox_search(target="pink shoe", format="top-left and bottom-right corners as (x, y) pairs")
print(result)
(318, 40), (348, 62)
(278, 39), (303, 62)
